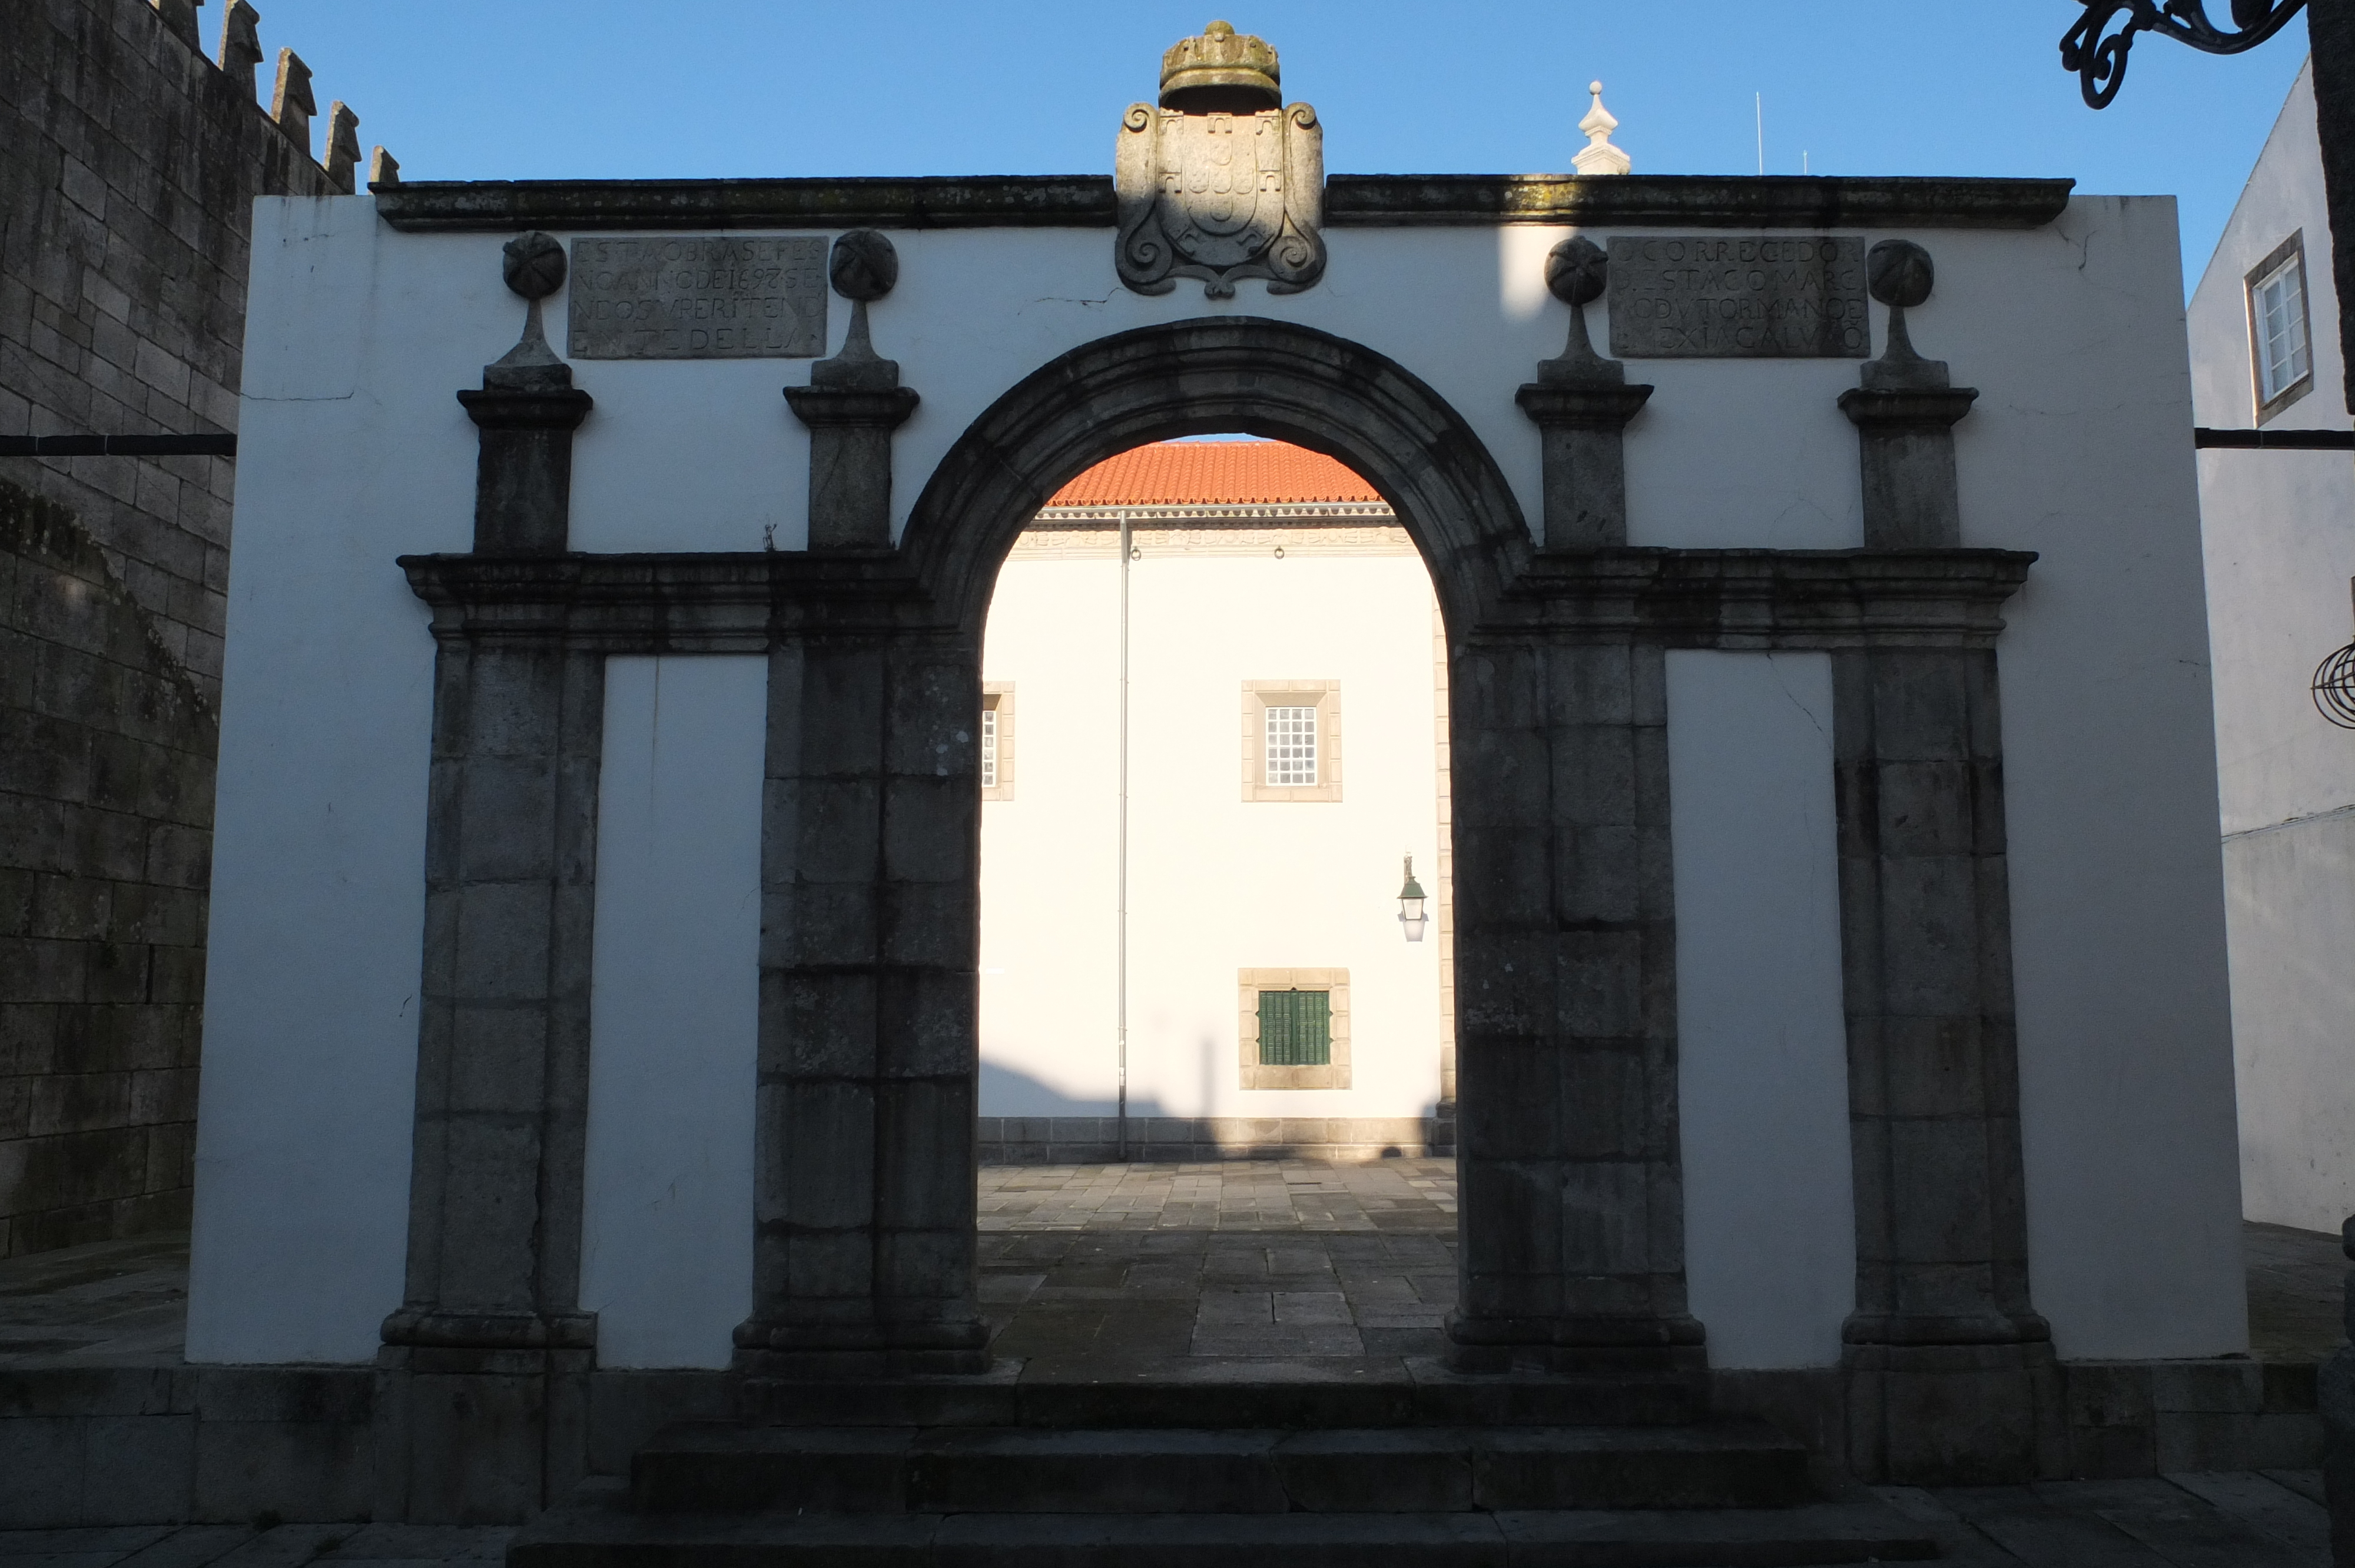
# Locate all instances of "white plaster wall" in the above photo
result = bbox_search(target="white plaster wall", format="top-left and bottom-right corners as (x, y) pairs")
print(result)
(580, 657), (764, 1368)
(187, 197), (440, 1363)
(1933, 200), (2246, 1359)
(979, 545), (1444, 1120)
(2188, 57), (2355, 1234)
(197, 188), (2242, 1361)
(1667, 652), (1853, 1370)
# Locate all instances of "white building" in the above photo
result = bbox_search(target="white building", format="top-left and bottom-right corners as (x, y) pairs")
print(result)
(2187, 55), (2355, 1235)
(976, 440), (1453, 1161)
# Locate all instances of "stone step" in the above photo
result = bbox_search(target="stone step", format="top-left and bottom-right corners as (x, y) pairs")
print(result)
(739, 1358), (1702, 1429)
(629, 1420), (1814, 1514)
(510, 1493), (1939, 1567)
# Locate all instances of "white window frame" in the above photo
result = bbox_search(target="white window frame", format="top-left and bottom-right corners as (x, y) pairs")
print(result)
(1242, 681), (1341, 803)
(2247, 231), (2315, 423)
(981, 684), (1014, 801)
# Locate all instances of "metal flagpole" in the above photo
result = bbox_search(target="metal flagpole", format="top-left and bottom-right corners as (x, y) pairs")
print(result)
(1117, 510), (1131, 1162)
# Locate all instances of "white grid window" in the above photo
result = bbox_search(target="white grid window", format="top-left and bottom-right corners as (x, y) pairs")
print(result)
(980, 704), (999, 790)
(1265, 705), (1318, 787)
(2253, 248), (2311, 406)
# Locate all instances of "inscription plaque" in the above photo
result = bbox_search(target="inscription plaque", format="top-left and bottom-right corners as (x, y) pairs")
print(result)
(566, 237), (827, 360)
(1607, 235), (1868, 358)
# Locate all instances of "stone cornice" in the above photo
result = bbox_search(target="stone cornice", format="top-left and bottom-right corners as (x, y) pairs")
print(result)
(403, 545), (2034, 652)
(1487, 547), (2036, 646)
(1327, 175), (2073, 229)
(399, 550), (937, 647)
(374, 174), (2075, 233)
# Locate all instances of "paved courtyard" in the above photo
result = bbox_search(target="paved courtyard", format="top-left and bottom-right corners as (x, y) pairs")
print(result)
(1, 1160), (2346, 1564)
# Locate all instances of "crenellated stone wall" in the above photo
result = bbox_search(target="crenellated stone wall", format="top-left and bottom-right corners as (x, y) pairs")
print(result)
(0, 0), (364, 1256)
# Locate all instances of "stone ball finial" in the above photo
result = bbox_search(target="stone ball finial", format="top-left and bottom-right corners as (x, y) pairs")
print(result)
(829, 230), (900, 302)
(1867, 240), (1934, 308)
(502, 232), (566, 301)
(1545, 236), (1608, 307)
(1160, 18), (1281, 112)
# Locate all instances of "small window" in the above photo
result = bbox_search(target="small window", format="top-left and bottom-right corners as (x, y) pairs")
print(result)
(1242, 682), (1341, 802)
(1257, 988), (1331, 1066)
(1238, 968), (1350, 1089)
(1265, 706), (1318, 787)
(2247, 233), (2314, 421)
(980, 685), (1014, 801)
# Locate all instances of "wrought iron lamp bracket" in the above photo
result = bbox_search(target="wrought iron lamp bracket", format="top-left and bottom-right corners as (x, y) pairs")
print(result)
(2063, 0), (2308, 107)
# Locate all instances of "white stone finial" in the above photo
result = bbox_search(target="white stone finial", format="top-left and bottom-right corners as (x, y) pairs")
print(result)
(1574, 80), (1631, 177)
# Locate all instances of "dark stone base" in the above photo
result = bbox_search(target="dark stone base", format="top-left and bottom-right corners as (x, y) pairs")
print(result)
(732, 1320), (993, 1381)
(1842, 1339), (2064, 1486)
(733, 1346), (994, 1380)
(371, 1346), (592, 1525)
(0, 1353), (2323, 1525)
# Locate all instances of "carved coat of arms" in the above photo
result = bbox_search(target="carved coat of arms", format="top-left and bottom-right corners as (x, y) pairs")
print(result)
(1115, 21), (1325, 298)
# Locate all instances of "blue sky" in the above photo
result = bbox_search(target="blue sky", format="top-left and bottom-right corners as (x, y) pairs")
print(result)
(247, 1), (2307, 294)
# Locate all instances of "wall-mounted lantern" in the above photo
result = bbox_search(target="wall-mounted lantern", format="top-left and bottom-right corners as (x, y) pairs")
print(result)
(1397, 855), (1429, 942)
(2313, 578), (2355, 728)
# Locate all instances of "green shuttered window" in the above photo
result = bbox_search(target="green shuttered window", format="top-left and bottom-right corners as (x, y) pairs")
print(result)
(1257, 988), (1332, 1067)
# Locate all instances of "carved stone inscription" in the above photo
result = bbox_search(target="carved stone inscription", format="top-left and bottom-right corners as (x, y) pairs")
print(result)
(1608, 236), (1868, 358)
(566, 237), (827, 359)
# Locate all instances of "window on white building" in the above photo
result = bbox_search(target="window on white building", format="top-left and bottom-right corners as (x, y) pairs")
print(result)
(2247, 233), (2314, 420)
(980, 685), (1013, 800)
(1242, 682), (1341, 802)
(1265, 705), (1318, 787)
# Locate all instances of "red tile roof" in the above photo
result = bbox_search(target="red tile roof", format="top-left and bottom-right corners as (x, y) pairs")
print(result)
(1044, 440), (1382, 507)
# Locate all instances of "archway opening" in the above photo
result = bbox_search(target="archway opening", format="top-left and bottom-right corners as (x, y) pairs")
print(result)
(970, 434), (1461, 1368)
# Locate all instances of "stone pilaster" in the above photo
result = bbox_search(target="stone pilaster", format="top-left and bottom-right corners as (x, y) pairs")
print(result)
(784, 231), (920, 551)
(1833, 241), (2057, 1484)
(1445, 636), (1701, 1398)
(1836, 240), (1976, 551)
(380, 234), (599, 1522)
(1516, 237), (1652, 550)
(735, 634), (990, 1381)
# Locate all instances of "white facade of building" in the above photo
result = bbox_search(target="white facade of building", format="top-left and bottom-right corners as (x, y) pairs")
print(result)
(2188, 56), (2355, 1235)
(976, 446), (1452, 1160)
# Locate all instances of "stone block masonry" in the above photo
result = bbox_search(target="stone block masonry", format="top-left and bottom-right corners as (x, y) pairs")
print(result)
(0, 481), (215, 1258)
(0, 0), (350, 1257)
(1, 0), (340, 712)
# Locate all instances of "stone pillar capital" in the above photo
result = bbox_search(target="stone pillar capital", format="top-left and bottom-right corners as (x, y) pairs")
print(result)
(782, 384), (921, 431)
(1836, 386), (1978, 432)
(457, 383), (594, 433)
(1515, 381), (1654, 433)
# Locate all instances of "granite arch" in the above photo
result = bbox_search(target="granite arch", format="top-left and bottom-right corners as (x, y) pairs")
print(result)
(898, 315), (1533, 639)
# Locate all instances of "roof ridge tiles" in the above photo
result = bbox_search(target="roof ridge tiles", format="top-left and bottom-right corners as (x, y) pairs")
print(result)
(1045, 440), (1382, 508)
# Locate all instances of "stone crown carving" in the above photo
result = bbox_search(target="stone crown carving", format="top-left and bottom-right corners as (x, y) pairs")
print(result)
(1116, 21), (1325, 299)
(1160, 19), (1279, 109)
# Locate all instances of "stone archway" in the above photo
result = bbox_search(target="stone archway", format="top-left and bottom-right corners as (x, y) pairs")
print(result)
(734, 317), (1709, 1390)
(898, 317), (1530, 636)
(389, 291), (2051, 1507)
